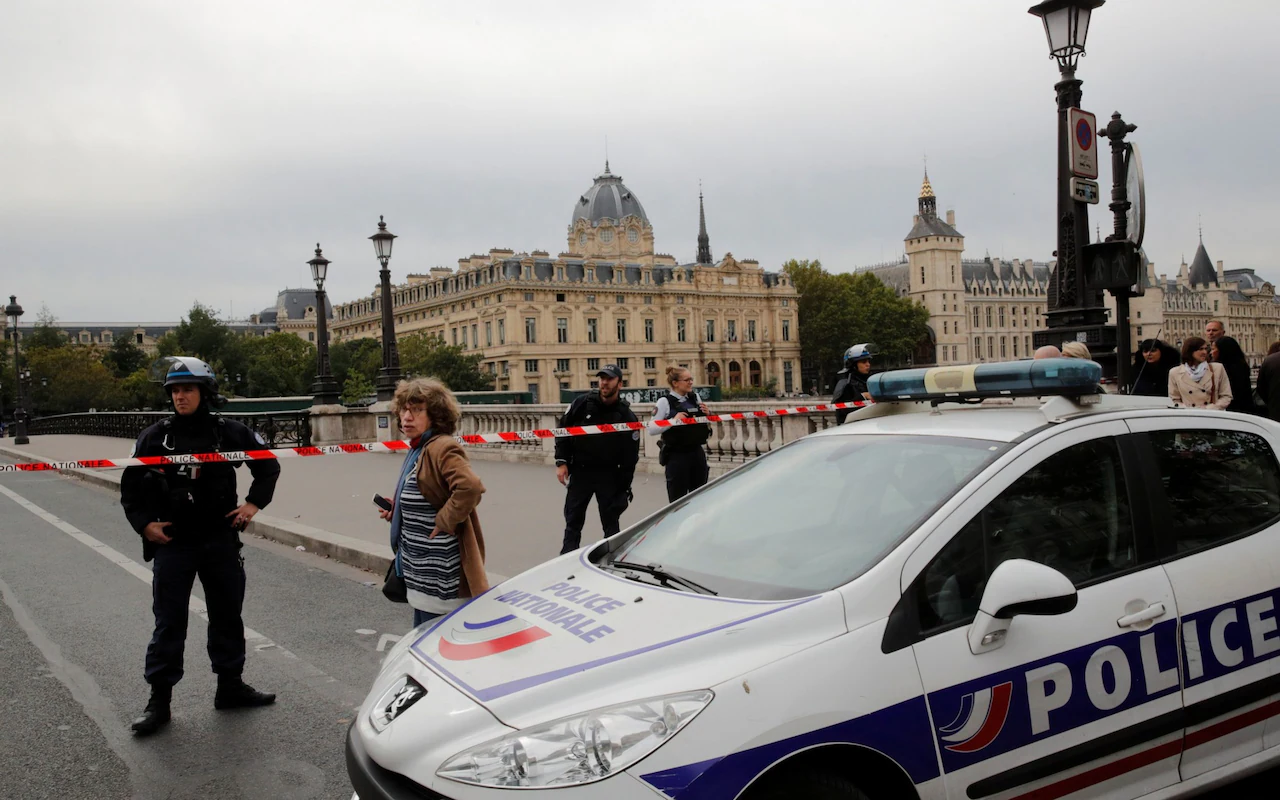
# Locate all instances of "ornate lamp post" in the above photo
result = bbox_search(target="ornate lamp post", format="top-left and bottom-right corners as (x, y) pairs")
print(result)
(369, 216), (402, 401)
(4, 295), (28, 445)
(308, 244), (341, 405)
(1029, 0), (1109, 338)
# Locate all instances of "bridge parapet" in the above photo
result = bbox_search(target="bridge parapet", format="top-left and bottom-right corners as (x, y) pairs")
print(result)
(27, 410), (313, 448)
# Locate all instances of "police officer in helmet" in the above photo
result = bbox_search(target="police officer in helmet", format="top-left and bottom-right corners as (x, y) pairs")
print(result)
(120, 357), (281, 736)
(555, 365), (640, 555)
(832, 343), (875, 425)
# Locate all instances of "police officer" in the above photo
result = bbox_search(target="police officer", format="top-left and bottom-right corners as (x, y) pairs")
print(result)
(649, 366), (711, 502)
(555, 365), (639, 554)
(832, 343), (875, 425)
(120, 357), (281, 736)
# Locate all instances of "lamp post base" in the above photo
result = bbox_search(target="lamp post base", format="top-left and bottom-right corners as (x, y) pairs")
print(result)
(310, 376), (341, 407)
(375, 369), (402, 402)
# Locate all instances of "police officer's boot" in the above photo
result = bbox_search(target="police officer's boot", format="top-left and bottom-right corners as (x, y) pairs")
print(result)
(131, 685), (172, 736)
(214, 675), (276, 710)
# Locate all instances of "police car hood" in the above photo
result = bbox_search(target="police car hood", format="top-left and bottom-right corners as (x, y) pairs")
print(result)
(407, 554), (845, 728)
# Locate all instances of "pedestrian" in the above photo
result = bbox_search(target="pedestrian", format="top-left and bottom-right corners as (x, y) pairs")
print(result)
(1211, 336), (1258, 415)
(380, 377), (489, 629)
(119, 357), (281, 737)
(1061, 341), (1090, 359)
(1205, 319), (1226, 347)
(554, 365), (639, 554)
(1168, 337), (1232, 410)
(1129, 339), (1178, 397)
(1033, 345), (1062, 359)
(1269, 342), (1280, 357)
(832, 343), (874, 424)
(649, 366), (711, 502)
(1256, 347), (1280, 421)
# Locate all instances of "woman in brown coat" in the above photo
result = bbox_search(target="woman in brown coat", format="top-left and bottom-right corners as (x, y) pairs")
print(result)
(381, 378), (489, 628)
(1168, 336), (1232, 410)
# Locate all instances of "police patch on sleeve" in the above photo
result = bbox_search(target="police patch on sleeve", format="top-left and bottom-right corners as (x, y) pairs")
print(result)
(253, 432), (266, 446)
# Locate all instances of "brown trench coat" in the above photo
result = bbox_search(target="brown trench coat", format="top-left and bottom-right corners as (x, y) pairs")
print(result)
(412, 433), (490, 599)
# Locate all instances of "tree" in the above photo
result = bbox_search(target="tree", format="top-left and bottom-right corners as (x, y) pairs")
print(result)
(240, 333), (316, 397)
(341, 371), (375, 405)
(26, 346), (124, 415)
(120, 367), (167, 410)
(397, 332), (493, 391)
(329, 337), (382, 396)
(103, 336), (149, 379)
(24, 305), (69, 351)
(171, 304), (235, 365)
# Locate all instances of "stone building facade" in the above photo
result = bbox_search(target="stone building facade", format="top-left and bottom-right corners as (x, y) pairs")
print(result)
(329, 164), (802, 401)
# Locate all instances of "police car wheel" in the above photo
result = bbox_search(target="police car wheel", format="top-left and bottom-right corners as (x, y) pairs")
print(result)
(746, 770), (871, 800)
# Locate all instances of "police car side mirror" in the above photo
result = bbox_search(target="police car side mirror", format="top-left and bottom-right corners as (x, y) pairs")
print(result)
(967, 559), (1077, 655)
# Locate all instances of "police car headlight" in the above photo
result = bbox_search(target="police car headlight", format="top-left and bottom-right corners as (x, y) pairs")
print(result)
(437, 690), (713, 788)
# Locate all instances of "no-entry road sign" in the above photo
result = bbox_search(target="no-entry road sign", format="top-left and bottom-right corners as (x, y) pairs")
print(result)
(1069, 108), (1098, 179)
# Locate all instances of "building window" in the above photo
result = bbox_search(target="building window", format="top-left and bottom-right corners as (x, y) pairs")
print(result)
(1013, 337), (1019, 358)
(973, 307), (980, 328)
(1000, 336), (1007, 358)
(999, 307), (1006, 326)
(644, 318), (654, 343)
(1137, 325), (1143, 337)
(644, 357), (656, 369)
(586, 294), (596, 304)
(986, 307), (993, 327)
(452, 328), (458, 346)
(525, 317), (537, 343)
(557, 268), (564, 282)
(647, 379), (656, 387)
(628, 228), (639, 243)
(136, 333), (144, 344)
(782, 319), (791, 341)
(600, 229), (614, 244)
(974, 336), (981, 356)
(524, 292), (534, 301)
(951, 265), (956, 282)
(556, 358), (570, 373)
(643, 295), (653, 305)
(727, 320), (737, 342)
(500, 360), (509, 375)
(706, 320), (715, 342)
(676, 296), (685, 305)
(485, 322), (492, 346)
(557, 317), (568, 343)
(782, 299), (790, 307)
(747, 320), (757, 342)
(617, 358), (629, 370)
(587, 269), (595, 282)
(920, 267), (926, 285)
(943, 321), (949, 335)
(498, 319), (505, 344)
(472, 324), (478, 347)
(556, 292), (565, 302)
(587, 357), (600, 371)
(525, 359), (539, 373)
(616, 318), (627, 343)
(987, 337), (994, 359)
(587, 318), (598, 343)
(951, 345), (957, 361)
(616, 294), (625, 305)
(308, 331), (315, 342)
(677, 318), (687, 342)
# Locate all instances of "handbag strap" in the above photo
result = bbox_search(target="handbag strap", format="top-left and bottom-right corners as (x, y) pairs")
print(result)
(1210, 366), (1217, 405)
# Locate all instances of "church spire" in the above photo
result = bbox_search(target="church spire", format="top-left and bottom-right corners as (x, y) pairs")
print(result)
(918, 168), (937, 219)
(696, 185), (713, 265)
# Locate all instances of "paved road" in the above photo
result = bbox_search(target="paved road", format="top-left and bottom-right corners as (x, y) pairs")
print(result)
(1, 443), (1274, 798)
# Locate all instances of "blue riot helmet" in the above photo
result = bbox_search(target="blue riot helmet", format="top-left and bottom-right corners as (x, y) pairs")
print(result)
(843, 343), (877, 371)
(152, 356), (224, 407)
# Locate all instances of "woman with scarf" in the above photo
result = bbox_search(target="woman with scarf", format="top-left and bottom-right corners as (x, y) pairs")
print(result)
(379, 378), (489, 628)
(1211, 336), (1258, 415)
(1168, 336), (1232, 410)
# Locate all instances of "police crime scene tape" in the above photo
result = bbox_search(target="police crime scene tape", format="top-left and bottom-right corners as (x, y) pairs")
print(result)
(0, 400), (871, 473)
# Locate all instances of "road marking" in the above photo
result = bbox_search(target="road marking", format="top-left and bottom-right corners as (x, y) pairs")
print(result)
(355, 629), (376, 635)
(0, 481), (366, 707)
(377, 634), (402, 653)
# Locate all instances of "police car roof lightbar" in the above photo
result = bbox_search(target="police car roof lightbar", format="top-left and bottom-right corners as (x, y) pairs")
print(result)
(867, 358), (1102, 403)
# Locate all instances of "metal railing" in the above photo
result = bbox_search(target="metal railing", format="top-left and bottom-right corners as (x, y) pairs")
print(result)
(27, 411), (313, 448)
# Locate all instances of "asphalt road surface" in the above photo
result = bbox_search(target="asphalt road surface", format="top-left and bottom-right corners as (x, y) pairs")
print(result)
(0, 457), (1274, 799)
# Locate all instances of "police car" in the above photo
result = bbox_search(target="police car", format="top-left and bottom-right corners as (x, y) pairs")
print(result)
(347, 358), (1280, 800)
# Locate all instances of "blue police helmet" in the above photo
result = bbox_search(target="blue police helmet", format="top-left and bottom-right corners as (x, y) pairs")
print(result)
(156, 356), (220, 396)
(844, 343), (876, 366)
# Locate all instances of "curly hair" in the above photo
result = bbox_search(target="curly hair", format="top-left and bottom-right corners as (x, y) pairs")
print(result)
(392, 377), (462, 435)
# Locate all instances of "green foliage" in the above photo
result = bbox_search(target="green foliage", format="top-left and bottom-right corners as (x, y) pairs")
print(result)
(722, 377), (779, 400)
(26, 347), (124, 415)
(240, 333), (317, 398)
(120, 368), (166, 410)
(330, 337), (382, 396)
(397, 332), (493, 392)
(172, 304), (235, 364)
(341, 371), (375, 405)
(24, 305), (69, 351)
(103, 336), (149, 378)
(783, 259), (930, 389)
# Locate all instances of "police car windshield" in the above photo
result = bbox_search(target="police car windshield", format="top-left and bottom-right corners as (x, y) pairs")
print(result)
(600, 434), (1004, 600)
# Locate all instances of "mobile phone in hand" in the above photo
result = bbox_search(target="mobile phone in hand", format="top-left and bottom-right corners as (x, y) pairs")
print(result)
(373, 494), (393, 512)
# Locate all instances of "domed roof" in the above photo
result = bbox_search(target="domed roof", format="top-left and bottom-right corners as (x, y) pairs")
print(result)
(571, 162), (649, 227)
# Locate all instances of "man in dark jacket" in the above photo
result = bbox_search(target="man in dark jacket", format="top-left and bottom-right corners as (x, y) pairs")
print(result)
(1256, 350), (1280, 422)
(832, 343), (875, 425)
(555, 365), (640, 554)
(120, 357), (281, 736)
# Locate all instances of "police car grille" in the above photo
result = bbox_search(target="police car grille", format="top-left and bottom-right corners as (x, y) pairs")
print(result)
(364, 757), (453, 799)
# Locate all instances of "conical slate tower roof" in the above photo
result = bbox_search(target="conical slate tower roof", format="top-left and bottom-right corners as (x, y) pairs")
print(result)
(1188, 238), (1217, 286)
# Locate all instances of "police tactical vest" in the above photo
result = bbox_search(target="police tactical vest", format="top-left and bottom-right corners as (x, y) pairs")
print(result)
(660, 393), (711, 452)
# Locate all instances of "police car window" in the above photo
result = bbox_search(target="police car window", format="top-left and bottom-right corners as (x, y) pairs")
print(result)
(602, 435), (1001, 600)
(919, 437), (1135, 630)
(1148, 430), (1280, 553)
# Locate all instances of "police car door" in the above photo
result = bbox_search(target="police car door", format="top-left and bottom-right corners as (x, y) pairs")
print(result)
(1125, 414), (1280, 782)
(888, 422), (1183, 800)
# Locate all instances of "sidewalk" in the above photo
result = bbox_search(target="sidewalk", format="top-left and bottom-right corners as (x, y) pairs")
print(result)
(0, 435), (673, 581)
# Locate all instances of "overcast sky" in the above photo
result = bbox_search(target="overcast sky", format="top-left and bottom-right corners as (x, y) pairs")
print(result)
(2, 0), (1275, 323)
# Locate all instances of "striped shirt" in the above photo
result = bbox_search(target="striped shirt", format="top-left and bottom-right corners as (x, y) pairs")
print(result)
(398, 472), (463, 615)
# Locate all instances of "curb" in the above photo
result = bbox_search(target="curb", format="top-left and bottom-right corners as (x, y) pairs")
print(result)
(0, 442), (394, 574)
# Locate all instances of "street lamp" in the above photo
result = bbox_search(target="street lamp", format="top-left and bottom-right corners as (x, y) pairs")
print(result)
(308, 243), (341, 405)
(1028, 0), (1109, 346)
(4, 295), (28, 445)
(369, 216), (403, 401)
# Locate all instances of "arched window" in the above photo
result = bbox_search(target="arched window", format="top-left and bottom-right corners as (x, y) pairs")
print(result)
(728, 361), (743, 388)
(706, 361), (722, 386)
(749, 360), (762, 387)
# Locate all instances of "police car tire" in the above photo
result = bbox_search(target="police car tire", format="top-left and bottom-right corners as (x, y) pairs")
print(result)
(746, 770), (871, 800)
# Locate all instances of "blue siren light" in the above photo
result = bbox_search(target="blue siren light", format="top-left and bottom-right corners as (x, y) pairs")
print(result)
(867, 358), (1102, 402)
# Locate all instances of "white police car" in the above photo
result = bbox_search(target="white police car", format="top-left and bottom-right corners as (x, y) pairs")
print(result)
(348, 358), (1280, 800)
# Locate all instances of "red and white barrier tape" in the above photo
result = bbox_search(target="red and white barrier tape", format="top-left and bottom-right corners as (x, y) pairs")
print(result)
(0, 400), (870, 473)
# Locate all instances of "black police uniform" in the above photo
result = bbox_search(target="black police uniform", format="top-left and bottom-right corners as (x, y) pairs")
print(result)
(555, 391), (640, 554)
(831, 368), (870, 425)
(659, 392), (711, 502)
(120, 408), (281, 690)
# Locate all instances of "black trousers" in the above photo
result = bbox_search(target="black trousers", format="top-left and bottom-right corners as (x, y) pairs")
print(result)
(665, 448), (709, 502)
(561, 470), (630, 554)
(145, 534), (247, 687)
